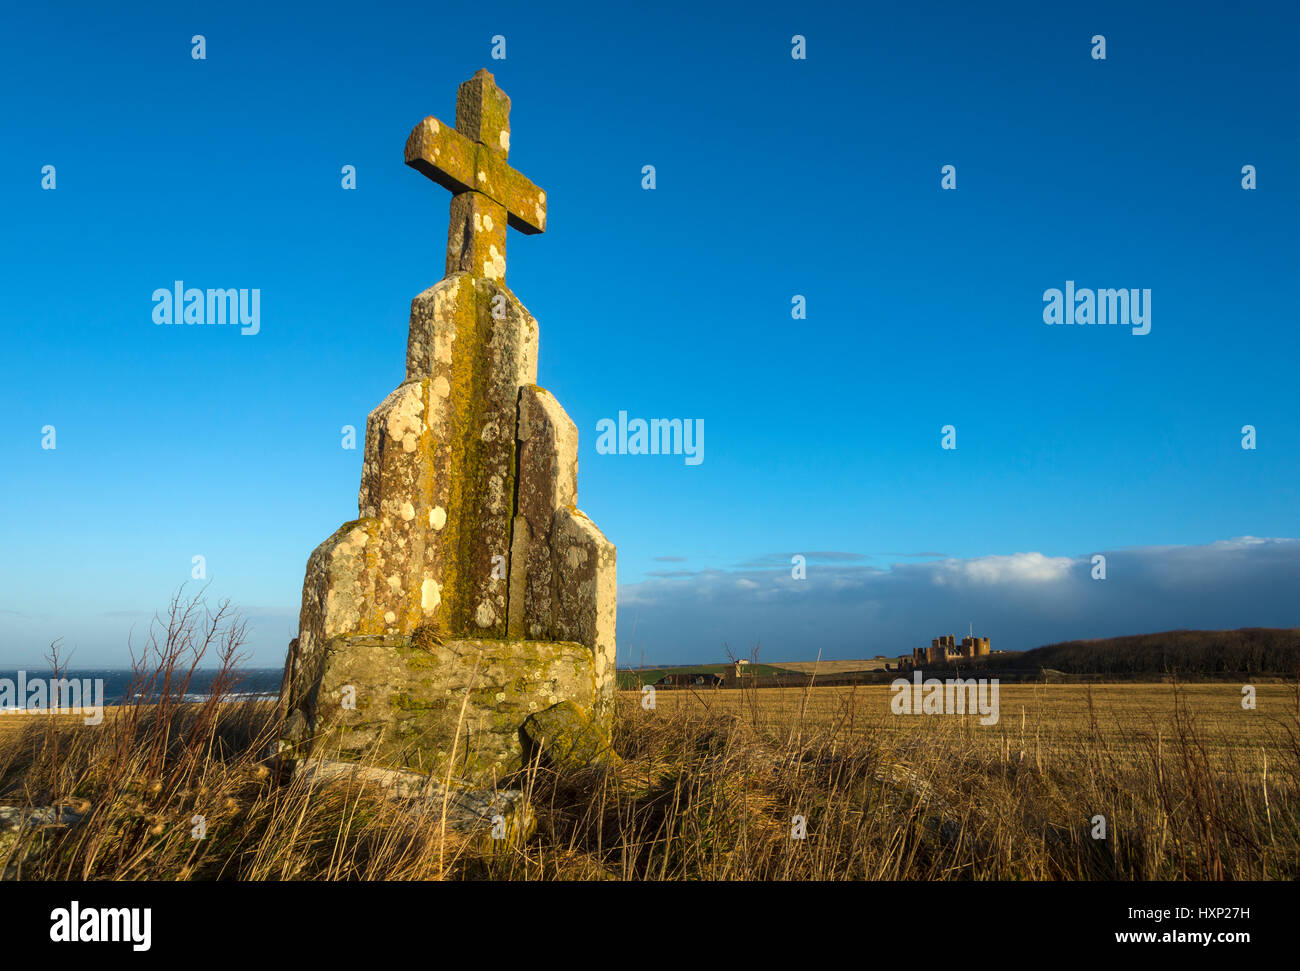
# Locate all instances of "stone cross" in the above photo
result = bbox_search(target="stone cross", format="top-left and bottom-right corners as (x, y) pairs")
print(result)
(404, 68), (548, 280)
(277, 70), (616, 789)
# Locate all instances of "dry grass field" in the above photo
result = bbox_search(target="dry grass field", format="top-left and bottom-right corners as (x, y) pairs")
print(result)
(2, 677), (1297, 881)
(2, 596), (1296, 881)
(0, 713), (86, 740)
(643, 682), (1299, 768)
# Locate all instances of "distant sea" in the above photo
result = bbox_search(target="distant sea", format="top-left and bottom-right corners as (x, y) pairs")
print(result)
(0, 668), (284, 706)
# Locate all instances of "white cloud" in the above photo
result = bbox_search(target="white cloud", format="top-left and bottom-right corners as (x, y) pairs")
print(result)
(615, 537), (1300, 666)
(928, 551), (1074, 586)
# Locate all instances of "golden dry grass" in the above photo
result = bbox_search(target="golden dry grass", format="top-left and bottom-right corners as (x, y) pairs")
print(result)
(0, 713), (86, 739)
(3, 590), (1298, 880)
(3, 678), (1296, 880)
(642, 682), (1299, 766)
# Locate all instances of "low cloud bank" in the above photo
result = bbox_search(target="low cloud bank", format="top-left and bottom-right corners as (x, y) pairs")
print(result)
(617, 538), (1300, 666)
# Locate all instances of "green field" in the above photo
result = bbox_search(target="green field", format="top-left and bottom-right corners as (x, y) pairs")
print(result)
(615, 663), (785, 689)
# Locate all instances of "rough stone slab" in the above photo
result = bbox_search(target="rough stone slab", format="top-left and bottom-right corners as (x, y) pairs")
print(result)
(0, 806), (85, 831)
(510, 385), (578, 640)
(357, 378), (446, 633)
(521, 701), (618, 773)
(284, 517), (381, 720)
(307, 633), (596, 785)
(551, 508), (618, 732)
(294, 758), (534, 846)
(516, 386), (578, 519)
(1, 805), (86, 880)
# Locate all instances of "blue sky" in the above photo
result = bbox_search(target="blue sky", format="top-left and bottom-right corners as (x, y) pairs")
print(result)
(2, 1), (1297, 668)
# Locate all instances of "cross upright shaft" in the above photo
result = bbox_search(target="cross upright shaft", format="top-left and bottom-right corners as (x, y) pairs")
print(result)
(404, 69), (548, 280)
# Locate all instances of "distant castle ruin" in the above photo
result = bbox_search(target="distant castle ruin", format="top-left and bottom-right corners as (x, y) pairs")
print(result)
(899, 633), (991, 669)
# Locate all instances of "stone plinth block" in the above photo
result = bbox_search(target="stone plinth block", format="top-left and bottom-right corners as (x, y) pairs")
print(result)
(285, 630), (597, 785)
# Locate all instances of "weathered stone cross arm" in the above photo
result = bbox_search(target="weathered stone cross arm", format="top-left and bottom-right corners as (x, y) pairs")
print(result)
(404, 69), (547, 237)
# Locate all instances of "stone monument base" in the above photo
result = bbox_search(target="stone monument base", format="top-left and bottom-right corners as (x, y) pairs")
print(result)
(281, 629), (601, 785)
